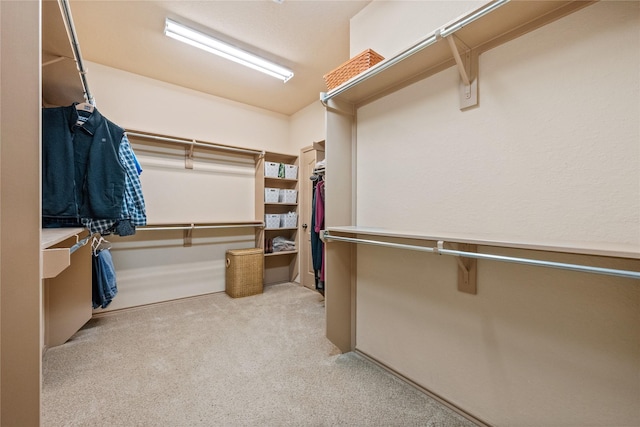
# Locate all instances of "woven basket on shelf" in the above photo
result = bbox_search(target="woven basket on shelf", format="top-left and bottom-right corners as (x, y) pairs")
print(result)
(225, 248), (263, 298)
(323, 49), (384, 90)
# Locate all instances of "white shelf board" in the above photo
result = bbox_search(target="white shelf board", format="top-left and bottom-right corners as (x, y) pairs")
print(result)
(41, 228), (86, 250)
(322, 0), (595, 106)
(327, 226), (640, 260)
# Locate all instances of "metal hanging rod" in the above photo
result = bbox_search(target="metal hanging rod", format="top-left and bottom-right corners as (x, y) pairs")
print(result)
(59, 0), (94, 105)
(69, 233), (94, 254)
(42, 57), (67, 68)
(320, 0), (508, 103)
(138, 223), (264, 232)
(126, 131), (265, 157)
(439, 0), (509, 38)
(322, 232), (640, 280)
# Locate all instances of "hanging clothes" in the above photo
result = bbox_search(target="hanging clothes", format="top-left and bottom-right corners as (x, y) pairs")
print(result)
(42, 103), (146, 235)
(315, 179), (325, 284)
(89, 134), (147, 236)
(42, 102), (125, 221)
(311, 176), (325, 293)
(92, 243), (118, 309)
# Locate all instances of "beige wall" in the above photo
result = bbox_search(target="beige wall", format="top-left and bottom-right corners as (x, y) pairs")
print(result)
(357, 244), (640, 426)
(350, 1), (639, 425)
(289, 99), (326, 152)
(288, 99), (326, 283)
(86, 61), (291, 153)
(1, 0), (42, 424)
(355, 2), (639, 246)
(350, 0), (486, 58)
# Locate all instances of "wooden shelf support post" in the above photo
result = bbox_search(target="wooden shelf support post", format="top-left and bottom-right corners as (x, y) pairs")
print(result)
(445, 34), (478, 110)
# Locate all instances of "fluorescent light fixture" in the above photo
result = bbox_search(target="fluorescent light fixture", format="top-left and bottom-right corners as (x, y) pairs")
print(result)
(164, 18), (294, 82)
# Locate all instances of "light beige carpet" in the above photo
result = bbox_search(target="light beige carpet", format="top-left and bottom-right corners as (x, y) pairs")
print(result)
(42, 282), (477, 426)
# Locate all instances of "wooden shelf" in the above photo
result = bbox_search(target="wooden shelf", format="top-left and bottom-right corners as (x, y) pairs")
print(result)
(321, 0), (594, 107)
(140, 221), (263, 229)
(265, 203), (298, 207)
(262, 152), (298, 164)
(327, 226), (640, 260)
(41, 228), (88, 279)
(265, 227), (298, 232)
(41, 227), (87, 250)
(265, 250), (298, 257)
(265, 177), (297, 183)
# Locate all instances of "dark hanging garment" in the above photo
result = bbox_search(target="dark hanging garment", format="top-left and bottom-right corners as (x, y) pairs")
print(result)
(310, 179), (325, 293)
(42, 103), (126, 223)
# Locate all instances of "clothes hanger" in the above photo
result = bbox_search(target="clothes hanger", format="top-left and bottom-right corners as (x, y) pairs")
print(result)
(92, 235), (111, 256)
(91, 236), (100, 256)
(75, 101), (94, 113)
(75, 98), (95, 126)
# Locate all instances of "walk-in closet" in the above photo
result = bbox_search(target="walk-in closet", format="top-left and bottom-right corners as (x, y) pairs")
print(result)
(1, 1), (639, 426)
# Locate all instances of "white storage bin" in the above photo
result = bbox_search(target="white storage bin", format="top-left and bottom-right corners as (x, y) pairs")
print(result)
(264, 188), (280, 203)
(264, 162), (279, 178)
(284, 164), (298, 179)
(280, 212), (298, 228)
(279, 189), (298, 204)
(265, 214), (281, 229)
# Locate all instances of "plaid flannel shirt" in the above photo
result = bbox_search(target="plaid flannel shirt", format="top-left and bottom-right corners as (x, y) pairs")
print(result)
(120, 134), (146, 226)
(84, 134), (146, 235)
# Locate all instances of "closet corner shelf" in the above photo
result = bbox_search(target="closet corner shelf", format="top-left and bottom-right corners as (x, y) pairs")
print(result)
(320, 0), (594, 106)
(265, 203), (298, 207)
(265, 250), (298, 257)
(265, 227), (298, 232)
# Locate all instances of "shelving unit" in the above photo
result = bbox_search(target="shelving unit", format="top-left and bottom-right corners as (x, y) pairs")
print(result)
(256, 152), (300, 284)
(321, 0), (599, 353)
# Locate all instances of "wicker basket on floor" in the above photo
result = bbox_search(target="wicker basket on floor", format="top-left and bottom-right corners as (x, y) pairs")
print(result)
(323, 49), (385, 90)
(225, 248), (263, 298)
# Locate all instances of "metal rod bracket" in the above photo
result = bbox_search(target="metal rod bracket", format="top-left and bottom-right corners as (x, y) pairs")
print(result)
(456, 244), (477, 294)
(320, 94), (355, 116)
(185, 141), (195, 169)
(183, 225), (193, 247)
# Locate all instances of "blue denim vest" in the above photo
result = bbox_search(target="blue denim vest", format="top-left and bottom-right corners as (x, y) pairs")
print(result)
(42, 104), (125, 220)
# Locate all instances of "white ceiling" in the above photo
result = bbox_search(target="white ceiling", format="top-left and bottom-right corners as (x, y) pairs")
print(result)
(42, 0), (371, 116)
